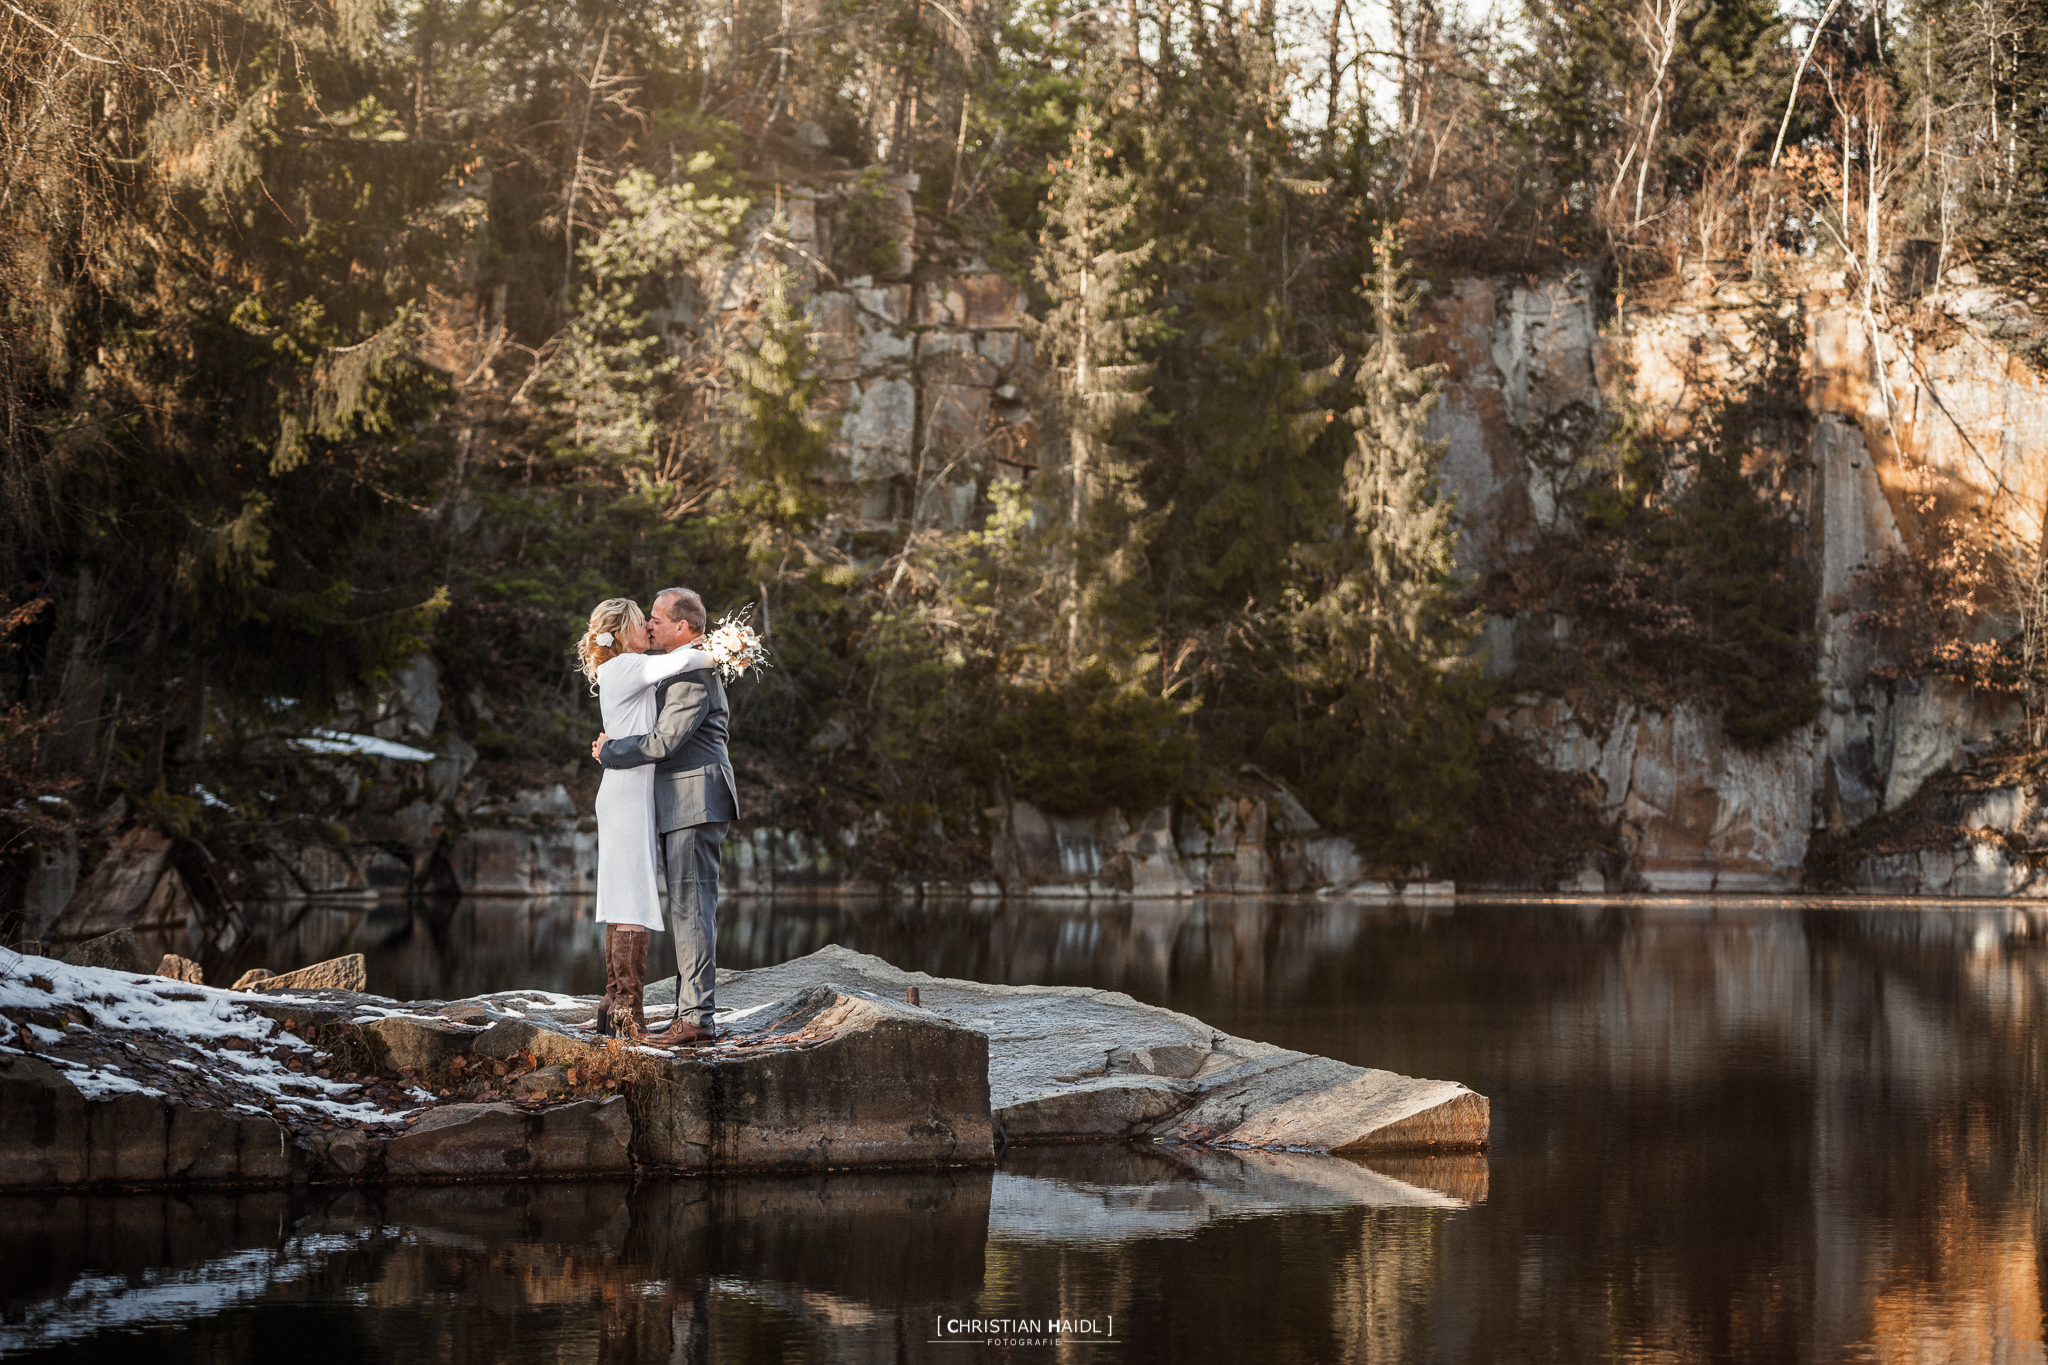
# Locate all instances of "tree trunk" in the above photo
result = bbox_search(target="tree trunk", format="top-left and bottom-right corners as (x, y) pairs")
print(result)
(38, 567), (103, 777)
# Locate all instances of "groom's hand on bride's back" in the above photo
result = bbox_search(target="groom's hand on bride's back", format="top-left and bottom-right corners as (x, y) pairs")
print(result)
(591, 732), (608, 760)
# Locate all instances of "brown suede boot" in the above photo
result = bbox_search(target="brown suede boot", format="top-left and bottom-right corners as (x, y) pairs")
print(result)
(614, 926), (654, 1043)
(594, 924), (620, 1037)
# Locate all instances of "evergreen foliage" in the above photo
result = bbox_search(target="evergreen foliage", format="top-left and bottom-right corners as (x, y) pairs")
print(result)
(1025, 81), (1158, 662)
(8, 0), (2048, 906)
(1281, 225), (1479, 869)
(722, 253), (837, 565)
(1292, 224), (1463, 680)
(0, 0), (459, 725)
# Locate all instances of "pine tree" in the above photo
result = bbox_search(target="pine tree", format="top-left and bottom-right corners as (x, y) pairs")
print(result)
(1135, 14), (1344, 614)
(541, 162), (750, 470)
(1294, 221), (1464, 681)
(1027, 85), (1157, 664)
(724, 248), (835, 569)
(1285, 223), (1479, 868)
(0, 0), (461, 742)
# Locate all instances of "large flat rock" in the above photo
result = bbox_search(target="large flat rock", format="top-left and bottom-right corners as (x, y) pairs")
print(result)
(0, 948), (994, 1190)
(0, 942), (1482, 1192)
(709, 945), (1489, 1153)
(630, 984), (995, 1172)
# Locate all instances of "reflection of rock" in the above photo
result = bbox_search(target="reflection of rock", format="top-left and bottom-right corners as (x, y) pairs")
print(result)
(1363, 1152), (1492, 1205)
(0, 1171), (996, 1355)
(720, 945), (1490, 1153)
(987, 1144), (1478, 1243)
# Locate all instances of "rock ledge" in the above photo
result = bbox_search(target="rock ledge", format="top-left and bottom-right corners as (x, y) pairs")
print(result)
(0, 945), (1484, 1190)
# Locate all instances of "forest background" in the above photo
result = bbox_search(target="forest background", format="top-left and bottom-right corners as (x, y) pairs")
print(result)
(3, 0), (2046, 913)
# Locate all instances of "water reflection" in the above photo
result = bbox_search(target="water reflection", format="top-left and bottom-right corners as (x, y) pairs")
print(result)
(46, 895), (2048, 1361)
(0, 1150), (1475, 1363)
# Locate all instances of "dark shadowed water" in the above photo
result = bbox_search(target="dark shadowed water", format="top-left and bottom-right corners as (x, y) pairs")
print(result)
(6, 894), (2047, 1363)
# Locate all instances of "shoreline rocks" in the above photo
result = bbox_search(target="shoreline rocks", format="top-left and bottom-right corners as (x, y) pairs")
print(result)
(0, 944), (1487, 1192)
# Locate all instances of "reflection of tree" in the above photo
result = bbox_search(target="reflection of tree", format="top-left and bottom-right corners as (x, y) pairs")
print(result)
(1799, 909), (2048, 1363)
(1415, 903), (2048, 1362)
(128, 894), (2048, 1363)
(5, 1155), (1476, 1363)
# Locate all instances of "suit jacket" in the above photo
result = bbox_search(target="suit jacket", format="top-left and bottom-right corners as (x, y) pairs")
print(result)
(598, 666), (739, 833)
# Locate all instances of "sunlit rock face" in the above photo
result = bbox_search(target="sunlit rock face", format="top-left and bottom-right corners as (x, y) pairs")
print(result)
(1498, 698), (1813, 892)
(717, 946), (1489, 1154)
(212, 248), (2047, 901)
(1420, 264), (2048, 892)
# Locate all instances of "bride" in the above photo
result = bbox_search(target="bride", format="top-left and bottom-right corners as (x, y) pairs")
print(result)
(576, 597), (711, 1042)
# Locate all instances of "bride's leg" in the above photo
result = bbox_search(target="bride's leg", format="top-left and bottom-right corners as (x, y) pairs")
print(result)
(595, 923), (619, 1036)
(616, 925), (654, 1042)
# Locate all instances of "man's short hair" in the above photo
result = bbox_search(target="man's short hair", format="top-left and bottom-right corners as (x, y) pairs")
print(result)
(654, 587), (707, 633)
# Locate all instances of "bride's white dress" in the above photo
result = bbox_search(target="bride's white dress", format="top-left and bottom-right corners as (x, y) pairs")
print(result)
(594, 647), (711, 929)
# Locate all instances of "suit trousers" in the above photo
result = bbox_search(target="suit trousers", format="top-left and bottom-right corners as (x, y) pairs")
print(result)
(660, 821), (727, 1025)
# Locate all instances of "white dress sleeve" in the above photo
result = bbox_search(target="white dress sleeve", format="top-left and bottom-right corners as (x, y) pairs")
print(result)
(643, 646), (713, 683)
(604, 647), (713, 698)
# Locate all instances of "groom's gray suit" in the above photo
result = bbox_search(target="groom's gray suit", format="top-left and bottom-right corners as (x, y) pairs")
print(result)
(598, 664), (737, 1028)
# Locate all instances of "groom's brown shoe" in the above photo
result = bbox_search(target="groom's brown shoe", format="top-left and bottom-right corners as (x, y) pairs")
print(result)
(666, 1020), (716, 1046)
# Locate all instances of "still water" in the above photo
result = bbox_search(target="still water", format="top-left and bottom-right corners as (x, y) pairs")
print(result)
(5, 894), (2046, 1362)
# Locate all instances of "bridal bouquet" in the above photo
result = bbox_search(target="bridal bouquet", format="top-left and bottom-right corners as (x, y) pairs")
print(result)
(702, 604), (772, 683)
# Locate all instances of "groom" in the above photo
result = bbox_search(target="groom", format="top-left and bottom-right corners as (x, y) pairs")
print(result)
(593, 586), (737, 1045)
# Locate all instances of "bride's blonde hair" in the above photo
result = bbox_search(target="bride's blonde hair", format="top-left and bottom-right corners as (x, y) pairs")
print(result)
(577, 597), (645, 688)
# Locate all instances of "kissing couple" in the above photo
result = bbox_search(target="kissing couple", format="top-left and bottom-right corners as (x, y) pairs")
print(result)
(577, 587), (739, 1047)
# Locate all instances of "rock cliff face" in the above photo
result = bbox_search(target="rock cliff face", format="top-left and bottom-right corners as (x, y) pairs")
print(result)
(1426, 266), (2048, 893)
(84, 251), (2038, 910)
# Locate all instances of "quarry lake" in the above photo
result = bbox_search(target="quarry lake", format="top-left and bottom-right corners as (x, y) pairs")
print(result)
(5, 894), (2044, 1363)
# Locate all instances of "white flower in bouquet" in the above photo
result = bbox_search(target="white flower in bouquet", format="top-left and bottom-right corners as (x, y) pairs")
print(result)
(701, 604), (772, 683)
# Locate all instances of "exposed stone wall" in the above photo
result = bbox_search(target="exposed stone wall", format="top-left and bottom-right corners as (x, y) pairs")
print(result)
(1429, 264), (2048, 892)
(219, 249), (2048, 902)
